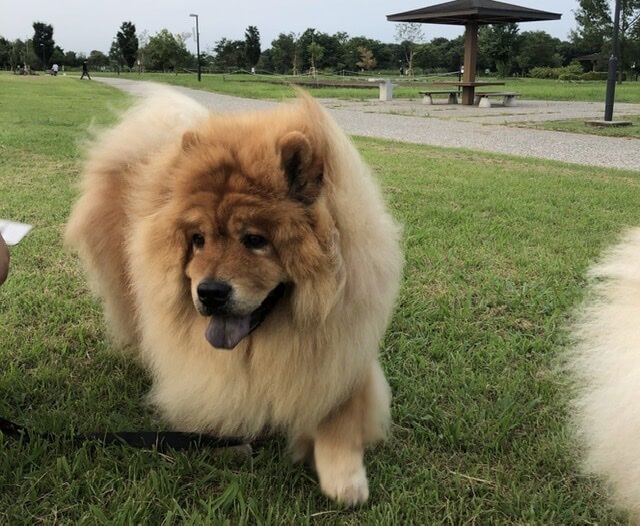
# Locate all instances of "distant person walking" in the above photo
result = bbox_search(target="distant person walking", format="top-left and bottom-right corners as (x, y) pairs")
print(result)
(80, 60), (91, 80)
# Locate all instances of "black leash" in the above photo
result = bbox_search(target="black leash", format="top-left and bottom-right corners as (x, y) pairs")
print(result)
(0, 416), (257, 452)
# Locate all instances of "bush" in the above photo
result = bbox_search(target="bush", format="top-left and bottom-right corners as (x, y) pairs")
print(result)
(529, 66), (555, 79)
(581, 71), (609, 81)
(560, 62), (585, 81)
(529, 62), (584, 80)
(558, 73), (580, 81)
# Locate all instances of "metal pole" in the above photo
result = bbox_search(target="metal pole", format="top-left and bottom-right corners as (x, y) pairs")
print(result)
(604, 0), (622, 121)
(190, 14), (201, 82)
(40, 43), (45, 71)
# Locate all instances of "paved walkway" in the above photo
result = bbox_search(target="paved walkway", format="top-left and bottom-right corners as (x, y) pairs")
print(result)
(95, 77), (640, 172)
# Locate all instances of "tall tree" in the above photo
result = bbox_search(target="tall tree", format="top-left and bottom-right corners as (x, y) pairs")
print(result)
(572, 0), (612, 53)
(572, 0), (640, 77)
(88, 50), (109, 67)
(50, 45), (65, 66)
(298, 28), (318, 72)
(344, 36), (391, 70)
(619, 0), (640, 78)
(144, 29), (193, 71)
(109, 40), (124, 69)
(514, 31), (561, 73)
(270, 32), (298, 74)
(137, 30), (149, 71)
(116, 21), (139, 69)
(244, 26), (261, 68)
(307, 39), (324, 76)
(394, 23), (424, 76)
(0, 37), (11, 69)
(213, 38), (246, 70)
(479, 23), (520, 76)
(416, 36), (464, 72)
(10, 39), (32, 69)
(63, 50), (81, 68)
(356, 46), (376, 71)
(32, 21), (54, 69)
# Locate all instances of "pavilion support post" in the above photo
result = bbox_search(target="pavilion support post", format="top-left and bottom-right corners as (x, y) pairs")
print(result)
(462, 22), (478, 105)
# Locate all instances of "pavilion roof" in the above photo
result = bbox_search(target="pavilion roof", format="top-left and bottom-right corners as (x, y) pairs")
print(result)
(387, 0), (561, 25)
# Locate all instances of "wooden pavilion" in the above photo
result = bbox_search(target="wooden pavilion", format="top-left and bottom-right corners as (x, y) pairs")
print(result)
(387, 0), (561, 104)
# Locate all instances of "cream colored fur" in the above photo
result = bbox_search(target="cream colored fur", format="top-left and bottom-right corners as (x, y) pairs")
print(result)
(569, 227), (640, 519)
(66, 88), (209, 346)
(65, 88), (402, 505)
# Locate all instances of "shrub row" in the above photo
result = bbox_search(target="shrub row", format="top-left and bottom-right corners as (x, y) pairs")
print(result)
(528, 66), (627, 81)
(581, 71), (610, 81)
(529, 63), (584, 80)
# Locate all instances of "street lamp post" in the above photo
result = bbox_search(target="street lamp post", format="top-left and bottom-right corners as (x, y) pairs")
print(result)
(189, 13), (201, 82)
(604, 0), (622, 122)
(39, 43), (46, 72)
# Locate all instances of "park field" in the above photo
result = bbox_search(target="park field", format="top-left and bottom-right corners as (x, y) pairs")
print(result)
(519, 115), (640, 139)
(92, 70), (640, 103)
(2, 73), (640, 523)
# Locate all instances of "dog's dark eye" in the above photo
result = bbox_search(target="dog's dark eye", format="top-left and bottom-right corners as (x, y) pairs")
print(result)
(192, 233), (205, 249)
(242, 234), (268, 250)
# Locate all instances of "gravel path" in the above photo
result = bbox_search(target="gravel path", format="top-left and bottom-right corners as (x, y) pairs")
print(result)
(95, 77), (640, 172)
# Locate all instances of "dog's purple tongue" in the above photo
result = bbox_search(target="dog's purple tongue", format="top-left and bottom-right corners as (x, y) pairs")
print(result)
(205, 315), (251, 350)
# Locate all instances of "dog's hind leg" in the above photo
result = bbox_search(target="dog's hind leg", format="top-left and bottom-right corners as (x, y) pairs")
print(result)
(65, 180), (138, 348)
(312, 361), (391, 506)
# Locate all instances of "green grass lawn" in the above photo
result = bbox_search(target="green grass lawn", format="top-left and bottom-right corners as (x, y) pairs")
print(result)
(501, 77), (640, 103)
(518, 114), (640, 139)
(92, 71), (640, 103)
(2, 73), (640, 524)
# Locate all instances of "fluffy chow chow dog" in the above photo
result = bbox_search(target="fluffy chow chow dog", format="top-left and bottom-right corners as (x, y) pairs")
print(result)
(65, 88), (403, 505)
(568, 228), (640, 520)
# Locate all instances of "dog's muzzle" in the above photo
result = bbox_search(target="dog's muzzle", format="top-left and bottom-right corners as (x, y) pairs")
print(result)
(197, 280), (232, 313)
(201, 282), (286, 350)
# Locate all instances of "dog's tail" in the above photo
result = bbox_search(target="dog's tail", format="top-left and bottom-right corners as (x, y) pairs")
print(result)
(65, 87), (210, 347)
(568, 227), (640, 518)
(83, 85), (209, 177)
(66, 86), (209, 249)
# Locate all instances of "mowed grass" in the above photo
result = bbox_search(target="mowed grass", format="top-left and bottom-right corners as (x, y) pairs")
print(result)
(93, 71), (379, 100)
(1, 73), (639, 524)
(94, 71), (640, 103)
(502, 76), (640, 103)
(519, 114), (640, 139)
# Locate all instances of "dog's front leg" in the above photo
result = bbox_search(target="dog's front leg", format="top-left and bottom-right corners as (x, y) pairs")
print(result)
(314, 396), (369, 505)
(312, 363), (390, 506)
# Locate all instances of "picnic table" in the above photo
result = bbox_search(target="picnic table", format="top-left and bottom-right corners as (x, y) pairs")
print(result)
(432, 81), (505, 105)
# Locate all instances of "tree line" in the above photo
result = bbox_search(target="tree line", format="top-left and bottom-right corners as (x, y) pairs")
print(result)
(0, 21), (135, 71)
(1, 2), (638, 78)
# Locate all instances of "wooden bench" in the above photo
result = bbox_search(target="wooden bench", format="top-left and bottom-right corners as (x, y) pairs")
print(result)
(419, 90), (460, 105)
(473, 91), (520, 107)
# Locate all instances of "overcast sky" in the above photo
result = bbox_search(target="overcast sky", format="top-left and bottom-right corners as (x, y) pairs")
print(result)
(1, 1), (578, 55)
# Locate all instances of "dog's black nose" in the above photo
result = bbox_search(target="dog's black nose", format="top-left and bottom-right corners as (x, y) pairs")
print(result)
(197, 280), (232, 310)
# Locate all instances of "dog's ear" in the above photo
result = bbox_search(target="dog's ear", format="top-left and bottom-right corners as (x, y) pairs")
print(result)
(279, 131), (323, 205)
(182, 130), (199, 151)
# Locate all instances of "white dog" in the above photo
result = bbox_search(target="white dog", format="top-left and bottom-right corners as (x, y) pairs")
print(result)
(569, 227), (640, 519)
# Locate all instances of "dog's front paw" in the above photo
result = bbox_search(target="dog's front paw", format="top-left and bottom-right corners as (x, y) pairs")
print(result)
(319, 465), (369, 506)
